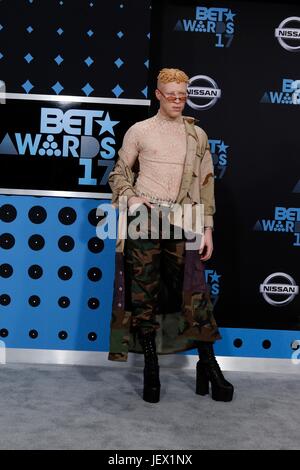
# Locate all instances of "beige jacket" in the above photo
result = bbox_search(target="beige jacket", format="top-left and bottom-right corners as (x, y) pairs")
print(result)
(108, 115), (215, 253)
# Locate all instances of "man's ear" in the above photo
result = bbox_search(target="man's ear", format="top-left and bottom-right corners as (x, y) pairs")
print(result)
(155, 89), (160, 101)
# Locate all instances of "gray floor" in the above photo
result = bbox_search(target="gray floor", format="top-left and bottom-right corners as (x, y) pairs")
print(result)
(0, 363), (299, 450)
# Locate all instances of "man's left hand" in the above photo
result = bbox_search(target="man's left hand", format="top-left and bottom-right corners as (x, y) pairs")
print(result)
(199, 227), (213, 261)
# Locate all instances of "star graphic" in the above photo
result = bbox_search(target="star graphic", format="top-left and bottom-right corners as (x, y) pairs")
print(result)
(210, 272), (221, 283)
(95, 112), (119, 136)
(217, 141), (229, 153)
(225, 10), (236, 22)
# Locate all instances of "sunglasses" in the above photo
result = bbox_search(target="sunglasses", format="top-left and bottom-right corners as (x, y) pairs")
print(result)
(156, 88), (188, 103)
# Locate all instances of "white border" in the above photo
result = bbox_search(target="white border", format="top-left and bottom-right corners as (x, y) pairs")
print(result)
(0, 188), (112, 199)
(0, 92), (151, 106)
(0, 93), (149, 198)
(2, 348), (300, 374)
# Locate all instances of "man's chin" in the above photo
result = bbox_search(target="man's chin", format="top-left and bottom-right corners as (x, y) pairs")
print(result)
(170, 109), (182, 116)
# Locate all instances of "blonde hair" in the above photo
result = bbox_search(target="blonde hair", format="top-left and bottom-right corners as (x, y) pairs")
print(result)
(157, 68), (189, 85)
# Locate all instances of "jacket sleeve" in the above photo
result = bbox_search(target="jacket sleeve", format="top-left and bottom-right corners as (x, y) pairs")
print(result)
(108, 158), (137, 204)
(198, 129), (216, 229)
(108, 125), (139, 206)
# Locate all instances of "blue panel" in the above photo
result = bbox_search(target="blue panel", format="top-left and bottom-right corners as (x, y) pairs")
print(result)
(185, 328), (299, 359)
(0, 195), (115, 351)
(1, 195), (299, 360)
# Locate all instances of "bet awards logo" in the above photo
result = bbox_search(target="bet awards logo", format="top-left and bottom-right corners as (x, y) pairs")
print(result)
(174, 6), (236, 48)
(260, 78), (300, 105)
(187, 75), (221, 110)
(253, 206), (300, 248)
(275, 17), (300, 52)
(0, 108), (119, 186)
(205, 269), (221, 306)
(209, 139), (229, 179)
(260, 273), (299, 306)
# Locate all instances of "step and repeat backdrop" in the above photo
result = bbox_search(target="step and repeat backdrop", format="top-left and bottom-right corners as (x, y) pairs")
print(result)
(0, 0), (150, 355)
(0, 0), (150, 98)
(149, 0), (300, 358)
(0, 0), (299, 361)
(0, 99), (147, 352)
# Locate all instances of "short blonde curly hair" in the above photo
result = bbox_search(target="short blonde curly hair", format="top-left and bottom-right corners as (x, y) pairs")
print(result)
(157, 68), (189, 85)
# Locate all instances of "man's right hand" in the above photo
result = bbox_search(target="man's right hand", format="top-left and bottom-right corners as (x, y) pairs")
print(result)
(128, 196), (154, 209)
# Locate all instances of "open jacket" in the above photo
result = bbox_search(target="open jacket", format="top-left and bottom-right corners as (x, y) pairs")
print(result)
(107, 115), (221, 361)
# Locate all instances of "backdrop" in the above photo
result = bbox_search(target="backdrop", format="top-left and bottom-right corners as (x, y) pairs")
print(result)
(149, 0), (300, 333)
(0, 0), (299, 362)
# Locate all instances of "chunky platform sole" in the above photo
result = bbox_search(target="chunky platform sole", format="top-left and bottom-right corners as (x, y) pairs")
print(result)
(196, 361), (234, 402)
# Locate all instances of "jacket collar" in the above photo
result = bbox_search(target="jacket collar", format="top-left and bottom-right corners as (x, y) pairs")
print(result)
(182, 115), (199, 125)
(182, 115), (199, 141)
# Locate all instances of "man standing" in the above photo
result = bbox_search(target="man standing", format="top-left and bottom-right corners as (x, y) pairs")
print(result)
(107, 68), (234, 403)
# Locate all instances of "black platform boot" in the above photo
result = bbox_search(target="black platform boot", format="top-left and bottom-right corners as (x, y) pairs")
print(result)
(138, 329), (161, 403)
(196, 341), (234, 402)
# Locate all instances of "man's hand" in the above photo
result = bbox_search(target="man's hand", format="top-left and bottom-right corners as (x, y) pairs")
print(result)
(199, 227), (213, 261)
(128, 196), (154, 210)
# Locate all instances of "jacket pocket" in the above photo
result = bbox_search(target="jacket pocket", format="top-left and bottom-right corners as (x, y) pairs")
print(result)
(195, 149), (204, 166)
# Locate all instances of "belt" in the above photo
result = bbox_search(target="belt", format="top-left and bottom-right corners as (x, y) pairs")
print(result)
(135, 190), (176, 208)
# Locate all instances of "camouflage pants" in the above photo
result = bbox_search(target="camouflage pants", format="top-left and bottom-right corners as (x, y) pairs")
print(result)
(125, 206), (186, 334)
